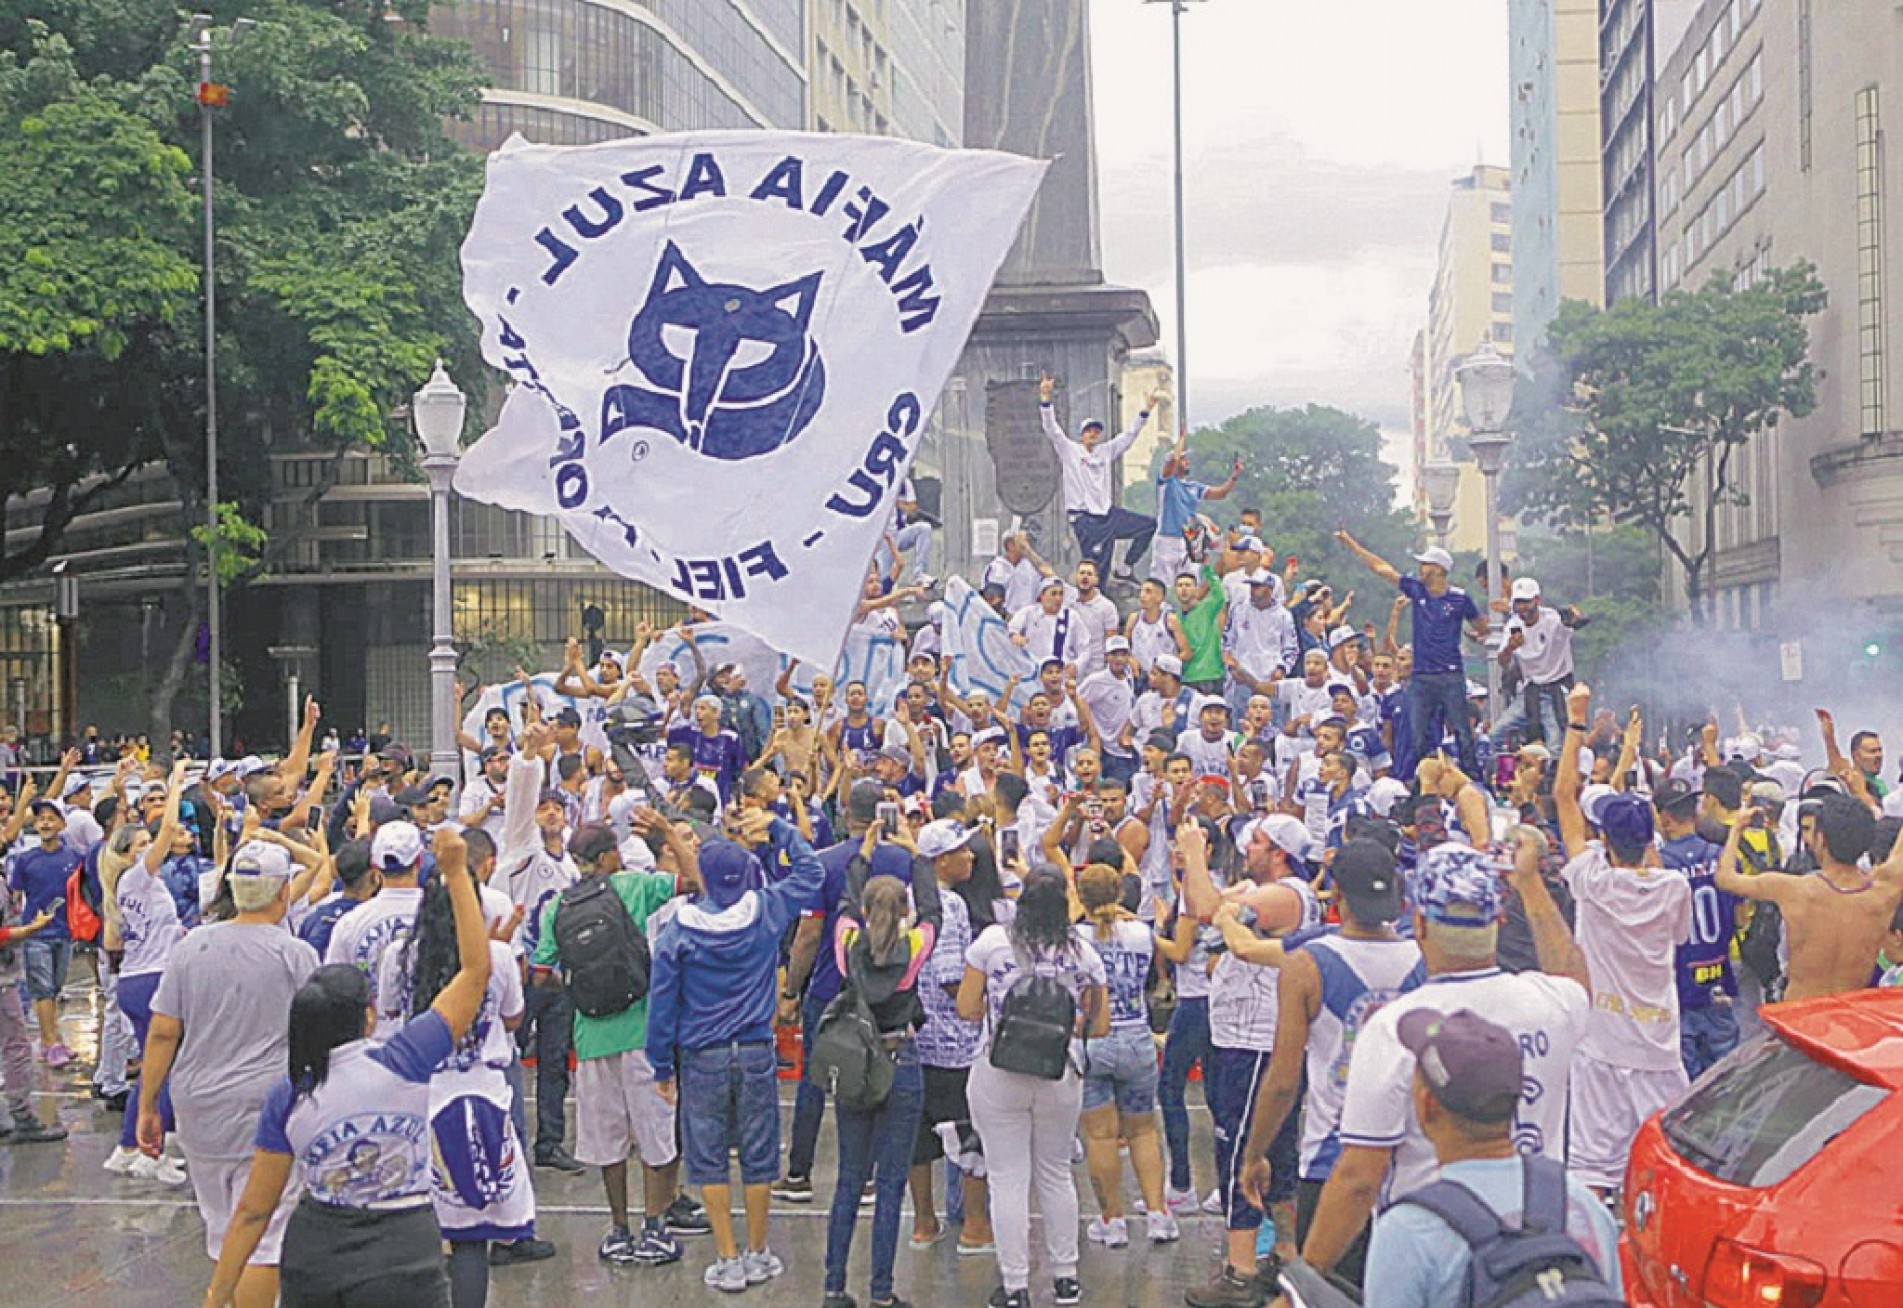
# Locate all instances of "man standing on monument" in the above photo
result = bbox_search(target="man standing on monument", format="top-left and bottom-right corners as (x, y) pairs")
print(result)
(1040, 372), (1160, 582)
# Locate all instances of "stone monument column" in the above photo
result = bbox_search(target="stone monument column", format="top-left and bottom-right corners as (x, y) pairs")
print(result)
(930, 0), (1159, 581)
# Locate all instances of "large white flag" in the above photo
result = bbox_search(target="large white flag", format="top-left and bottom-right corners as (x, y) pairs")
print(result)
(456, 131), (1046, 665)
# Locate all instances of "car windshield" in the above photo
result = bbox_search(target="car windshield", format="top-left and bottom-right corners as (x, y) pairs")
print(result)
(1662, 1033), (1889, 1188)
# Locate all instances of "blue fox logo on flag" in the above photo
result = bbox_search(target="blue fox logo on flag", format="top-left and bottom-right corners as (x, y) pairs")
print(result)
(600, 241), (827, 462)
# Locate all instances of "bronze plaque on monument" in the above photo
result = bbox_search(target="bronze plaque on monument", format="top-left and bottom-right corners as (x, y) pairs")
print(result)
(985, 379), (1061, 516)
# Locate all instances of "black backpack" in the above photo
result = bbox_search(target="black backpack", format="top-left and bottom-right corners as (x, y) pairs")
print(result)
(806, 976), (895, 1112)
(551, 877), (650, 1018)
(1397, 1156), (1622, 1308)
(988, 942), (1077, 1081)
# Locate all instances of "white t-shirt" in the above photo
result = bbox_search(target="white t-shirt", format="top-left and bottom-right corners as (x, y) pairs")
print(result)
(377, 939), (523, 1072)
(324, 886), (424, 1034)
(117, 862), (186, 979)
(1337, 968), (1589, 1205)
(1175, 728), (1238, 779)
(1077, 669), (1137, 759)
(964, 924), (1106, 1056)
(1210, 878), (1321, 1051)
(1070, 593), (1122, 678)
(1505, 605), (1576, 686)
(1562, 845), (1692, 1072)
(1009, 603), (1087, 668)
(983, 555), (1044, 615)
(1072, 919), (1155, 1031)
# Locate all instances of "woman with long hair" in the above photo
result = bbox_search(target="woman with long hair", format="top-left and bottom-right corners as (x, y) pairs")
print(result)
(1073, 862), (1175, 1247)
(378, 850), (536, 1308)
(956, 866), (1109, 1308)
(204, 828), (491, 1308)
(820, 823), (944, 1308)
(103, 759), (191, 1184)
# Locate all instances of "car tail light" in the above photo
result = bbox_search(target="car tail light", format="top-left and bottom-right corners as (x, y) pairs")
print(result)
(1705, 1239), (1829, 1307)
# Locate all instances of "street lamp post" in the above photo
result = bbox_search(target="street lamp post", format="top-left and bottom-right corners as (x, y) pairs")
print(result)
(412, 361), (468, 786)
(1456, 342), (1516, 719)
(190, 12), (253, 757)
(1421, 460), (1461, 549)
(1146, 0), (1207, 430)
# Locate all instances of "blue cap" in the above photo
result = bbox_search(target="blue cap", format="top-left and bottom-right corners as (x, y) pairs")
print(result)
(1599, 792), (1656, 851)
(1412, 844), (1503, 927)
(699, 839), (762, 909)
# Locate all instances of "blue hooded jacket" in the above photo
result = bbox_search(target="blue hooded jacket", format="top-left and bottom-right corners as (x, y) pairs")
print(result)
(646, 817), (823, 1077)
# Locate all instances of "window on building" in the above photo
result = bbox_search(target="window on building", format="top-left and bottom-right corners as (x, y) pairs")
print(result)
(1491, 232), (1512, 253)
(1491, 321), (1512, 344)
(1857, 85), (1887, 436)
(1492, 292), (1514, 314)
(1491, 262), (1512, 284)
(1491, 201), (1511, 225)
(1747, 51), (1762, 105)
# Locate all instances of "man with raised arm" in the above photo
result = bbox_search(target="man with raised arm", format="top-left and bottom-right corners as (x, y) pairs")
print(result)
(1335, 532), (1488, 777)
(1039, 372), (1161, 580)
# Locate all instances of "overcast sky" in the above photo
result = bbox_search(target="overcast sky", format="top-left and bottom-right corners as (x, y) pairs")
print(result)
(1089, 0), (1510, 463)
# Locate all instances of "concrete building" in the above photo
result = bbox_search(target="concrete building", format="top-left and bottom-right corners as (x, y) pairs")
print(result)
(1119, 351), (1176, 498)
(1652, 0), (1903, 642)
(433, 0), (807, 148)
(1419, 165), (1515, 556)
(1510, 0), (1606, 352)
(1600, 0), (1699, 304)
(808, 0), (964, 146)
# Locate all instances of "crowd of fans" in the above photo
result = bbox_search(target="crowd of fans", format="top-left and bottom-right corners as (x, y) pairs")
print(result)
(4, 386), (1903, 1308)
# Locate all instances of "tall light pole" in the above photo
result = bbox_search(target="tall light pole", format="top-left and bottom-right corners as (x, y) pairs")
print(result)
(190, 13), (252, 755)
(1456, 342), (1516, 718)
(412, 361), (467, 785)
(1147, 0), (1206, 430)
(1421, 460), (1461, 550)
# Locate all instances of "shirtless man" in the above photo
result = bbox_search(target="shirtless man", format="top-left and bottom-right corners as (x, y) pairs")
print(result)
(1716, 792), (1903, 1001)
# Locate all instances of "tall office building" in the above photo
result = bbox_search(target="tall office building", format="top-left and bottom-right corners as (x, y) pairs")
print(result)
(1510, 0), (1606, 354)
(1420, 166), (1515, 557)
(809, 0), (964, 146)
(433, 0), (807, 148)
(1652, 0), (1903, 637)
(1600, 0), (1698, 304)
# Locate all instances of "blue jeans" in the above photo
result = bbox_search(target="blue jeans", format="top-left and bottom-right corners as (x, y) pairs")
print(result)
(1070, 507), (1157, 575)
(787, 986), (829, 1179)
(516, 984), (571, 1156)
(1409, 671), (1477, 776)
(679, 1041), (781, 1187)
(21, 938), (71, 1003)
(1681, 1002), (1740, 1082)
(1159, 996), (1210, 1193)
(824, 1044), (924, 1300)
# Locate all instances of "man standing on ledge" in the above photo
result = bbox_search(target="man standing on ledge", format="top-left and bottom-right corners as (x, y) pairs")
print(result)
(1040, 371), (1160, 581)
(1336, 532), (1489, 778)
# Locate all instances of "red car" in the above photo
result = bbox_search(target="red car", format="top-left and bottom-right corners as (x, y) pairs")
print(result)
(1622, 987), (1903, 1308)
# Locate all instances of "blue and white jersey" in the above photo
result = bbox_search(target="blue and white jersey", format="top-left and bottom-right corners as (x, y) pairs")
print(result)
(117, 863), (186, 980)
(323, 887), (423, 1036)
(1073, 919), (1155, 1032)
(1295, 933), (1425, 1181)
(255, 1011), (455, 1209)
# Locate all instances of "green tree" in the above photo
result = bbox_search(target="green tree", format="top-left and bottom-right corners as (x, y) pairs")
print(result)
(1163, 404), (1422, 609)
(1509, 265), (1826, 625)
(0, 0), (490, 743)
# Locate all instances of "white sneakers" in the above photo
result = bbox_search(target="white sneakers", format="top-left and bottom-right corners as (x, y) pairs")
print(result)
(1165, 1186), (1202, 1216)
(1146, 1211), (1182, 1244)
(102, 1145), (140, 1174)
(1086, 1216), (1129, 1248)
(129, 1153), (188, 1185)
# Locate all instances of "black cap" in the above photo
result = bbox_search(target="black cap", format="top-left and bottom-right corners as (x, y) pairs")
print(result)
(848, 779), (885, 824)
(1654, 777), (1700, 813)
(552, 706), (583, 728)
(479, 743), (510, 762)
(393, 783), (435, 808)
(1333, 839), (1403, 923)
(366, 794), (403, 827)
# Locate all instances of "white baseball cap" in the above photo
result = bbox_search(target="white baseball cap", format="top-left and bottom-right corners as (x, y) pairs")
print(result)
(231, 840), (293, 881)
(1579, 783), (1617, 827)
(1509, 577), (1541, 601)
(1235, 535), (1265, 553)
(1327, 625), (1362, 650)
(1104, 635), (1131, 654)
(1153, 654), (1184, 678)
(234, 755), (271, 779)
(370, 820), (425, 872)
(1238, 813), (1314, 865)
(1413, 546), (1454, 571)
(1242, 568), (1275, 587)
(918, 819), (975, 859)
(1037, 574), (1067, 596)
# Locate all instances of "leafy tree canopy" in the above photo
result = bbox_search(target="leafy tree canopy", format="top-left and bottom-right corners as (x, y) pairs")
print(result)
(1506, 264), (1825, 620)
(1163, 403), (1423, 600)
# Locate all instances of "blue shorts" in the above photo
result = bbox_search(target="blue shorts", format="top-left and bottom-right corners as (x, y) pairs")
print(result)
(678, 1042), (780, 1188)
(1078, 1026), (1160, 1115)
(22, 939), (71, 1003)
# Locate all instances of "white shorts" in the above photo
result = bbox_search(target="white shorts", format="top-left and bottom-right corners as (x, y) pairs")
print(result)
(192, 1153), (295, 1264)
(575, 1049), (679, 1169)
(1567, 1052), (1689, 1191)
(1150, 534), (1189, 585)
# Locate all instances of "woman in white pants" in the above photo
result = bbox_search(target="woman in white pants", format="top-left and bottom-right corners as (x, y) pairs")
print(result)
(957, 868), (1108, 1308)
